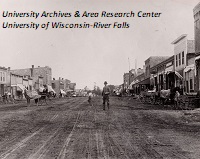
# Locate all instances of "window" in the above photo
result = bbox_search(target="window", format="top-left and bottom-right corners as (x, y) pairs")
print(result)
(176, 55), (178, 67)
(52, 83), (55, 89)
(0, 72), (2, 81)
(195, 19), (199, 29)
(182, 51), (184, 65)
(179, 53), (181, 66)
(3, 73), (5, 82)
(190, 79), (193, 90)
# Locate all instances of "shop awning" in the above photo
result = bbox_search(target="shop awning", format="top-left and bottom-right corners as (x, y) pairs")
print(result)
(175, 71), (183, 79)
(47, 85), (56, 93)
(184, 64), (194, 72)
(195, 55), (200, 61)
(165, 66), (173, 74)
(66, 89), (74, 92)
(60, 89), (66, 94)
(137, 78), (150, 85)
(17, 84), (26, 92)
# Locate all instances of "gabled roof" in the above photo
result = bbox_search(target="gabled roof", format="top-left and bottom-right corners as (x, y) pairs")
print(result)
(193, 2), (200, 14)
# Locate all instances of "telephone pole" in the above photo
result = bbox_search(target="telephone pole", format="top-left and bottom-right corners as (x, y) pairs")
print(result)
(128, 57), (130, 88)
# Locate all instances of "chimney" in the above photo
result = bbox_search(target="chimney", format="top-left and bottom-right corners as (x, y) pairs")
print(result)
(31, 65), (34, 77)
(53, 78), (55, 80)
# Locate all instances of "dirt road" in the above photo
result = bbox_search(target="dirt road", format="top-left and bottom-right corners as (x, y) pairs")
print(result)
(0, 96), (200, 159)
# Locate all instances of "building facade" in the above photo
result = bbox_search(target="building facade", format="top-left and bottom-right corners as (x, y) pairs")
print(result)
(0, 66), (10, 96)
(150, 56), (175, 91)
(11, 65), (52, 91)
(123, 73), (130, 91)
(69, 83), (76, 91)
(194, 2), (200, 91)
(171, 34), (195, 93)
(51, 77), (65, 96)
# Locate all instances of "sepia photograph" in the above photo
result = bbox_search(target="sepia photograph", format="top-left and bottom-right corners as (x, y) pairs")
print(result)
(0, 0), (200, 158)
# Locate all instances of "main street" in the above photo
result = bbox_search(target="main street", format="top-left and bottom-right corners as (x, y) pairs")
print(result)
(0, 97), (200, 159)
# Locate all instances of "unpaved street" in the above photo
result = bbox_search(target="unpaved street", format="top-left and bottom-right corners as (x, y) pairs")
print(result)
(0, 97), (200, 159)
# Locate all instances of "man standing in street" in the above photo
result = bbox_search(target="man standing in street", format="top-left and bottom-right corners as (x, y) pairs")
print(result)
(102, 81), (110, 110)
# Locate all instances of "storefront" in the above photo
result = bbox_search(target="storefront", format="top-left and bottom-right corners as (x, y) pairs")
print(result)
(195, 55), (200, 91)
(184, 64), (195, 93)
(137, 78), (150, 93)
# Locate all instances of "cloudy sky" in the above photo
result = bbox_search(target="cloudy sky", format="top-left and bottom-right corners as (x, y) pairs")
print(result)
(0, 0), (199, 89)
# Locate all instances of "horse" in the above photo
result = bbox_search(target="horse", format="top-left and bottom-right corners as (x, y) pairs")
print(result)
(24, 89), (43, 106)
(159, 87), (180, 107)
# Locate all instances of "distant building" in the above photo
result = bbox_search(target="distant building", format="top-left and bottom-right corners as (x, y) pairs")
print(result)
(132, 73), (145, 94)
(51, 77), (65, 96)
(137, 68), (144, 76)
(64, 79), (71, 91)
(194, 2), (200, 91)
(69, 83), (76, 91)
(144, 56), (170, 79)
(123, 73), (130, 90)
(11, 65), (52, 90)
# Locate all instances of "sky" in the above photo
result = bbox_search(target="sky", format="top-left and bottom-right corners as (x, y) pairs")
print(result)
(0, 0), (199, 89)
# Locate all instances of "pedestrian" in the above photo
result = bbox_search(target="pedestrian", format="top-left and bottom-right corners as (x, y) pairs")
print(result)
(174, 90), (180, 107)
(88, 91), (93, 106)
(102, 81), (110, 110)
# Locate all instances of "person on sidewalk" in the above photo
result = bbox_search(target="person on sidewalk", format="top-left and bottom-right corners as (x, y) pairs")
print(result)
(102, 81), (110, 110)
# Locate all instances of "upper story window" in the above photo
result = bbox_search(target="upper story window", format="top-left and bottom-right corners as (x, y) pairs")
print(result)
(182, 51), (184, 65)
(179, 53), (181, 66)
(176, 55), (178, 67)
(0, 72), (6, 82)
(0, 72), (2, 81)
(195, 19), (199, 29)
(3, 73), (5, 82)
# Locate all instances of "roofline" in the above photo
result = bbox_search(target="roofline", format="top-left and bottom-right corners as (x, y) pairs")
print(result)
(193, 2), (200, 14)
(171, 34), (187, 44)
(150, 55), (174, 70)
(10, 73), (23, 77)
(0, 66), (8, 70)
(11, 66), (51, 71)
(144, 56), (170, 63)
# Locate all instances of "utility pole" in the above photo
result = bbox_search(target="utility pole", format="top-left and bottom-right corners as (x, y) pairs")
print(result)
(128, 57), (130, 90)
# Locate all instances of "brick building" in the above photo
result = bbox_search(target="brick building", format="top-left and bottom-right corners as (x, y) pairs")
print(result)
(150, 56), (175, 91)
(144, 56), (170, 79)
(194, 2), (200, 91)
(11, 65), (52, 91)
